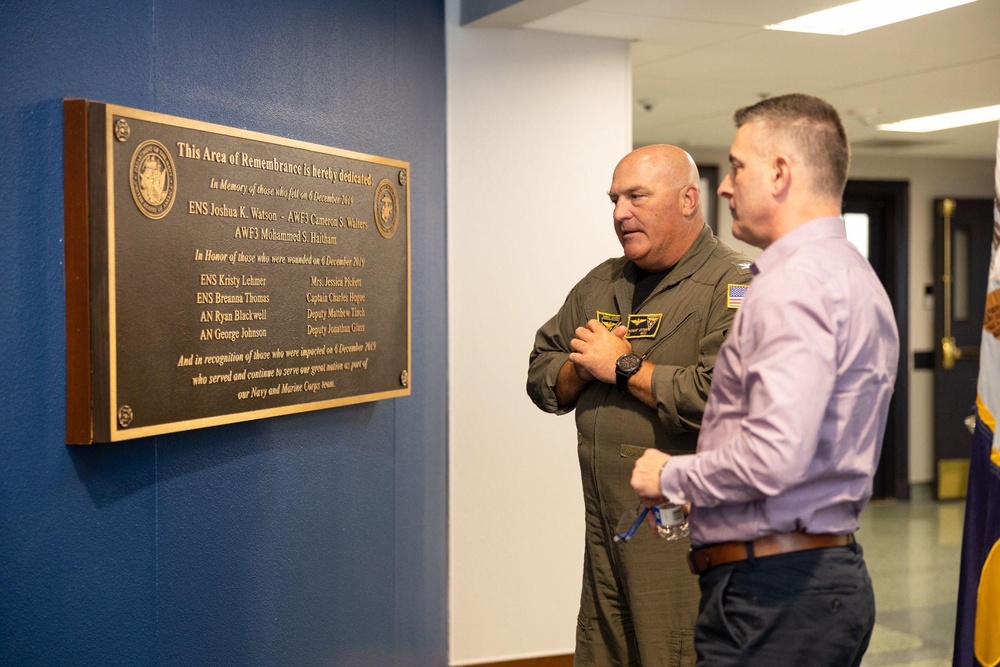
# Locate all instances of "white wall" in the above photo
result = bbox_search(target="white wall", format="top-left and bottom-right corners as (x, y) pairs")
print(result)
(446, 3), (632, 664)
(688, 146), (995, 485)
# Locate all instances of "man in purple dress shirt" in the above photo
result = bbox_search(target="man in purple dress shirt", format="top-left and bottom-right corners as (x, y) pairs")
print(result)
(631, 94), (899, 666)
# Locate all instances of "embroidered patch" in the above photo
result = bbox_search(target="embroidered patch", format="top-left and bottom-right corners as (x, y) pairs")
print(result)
(597, 311), (622, 331)
(625, 313), (662, 339)
(727, 283), (748, 309)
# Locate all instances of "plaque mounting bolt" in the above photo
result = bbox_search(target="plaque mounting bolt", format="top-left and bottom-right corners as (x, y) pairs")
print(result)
(114, 119), (131, 142)
(118, 405), (134, 428)
(398, 170), (407, 186)
(400, 370), (409, 388)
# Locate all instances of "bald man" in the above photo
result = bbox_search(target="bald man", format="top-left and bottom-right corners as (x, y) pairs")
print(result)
(527, 145), (751, 666)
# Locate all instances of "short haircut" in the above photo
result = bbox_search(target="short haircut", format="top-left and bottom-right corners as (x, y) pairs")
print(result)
(733, 93), (850, 199)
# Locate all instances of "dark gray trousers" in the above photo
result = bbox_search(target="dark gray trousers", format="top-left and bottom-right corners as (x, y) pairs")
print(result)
(694, 542), (875, 666)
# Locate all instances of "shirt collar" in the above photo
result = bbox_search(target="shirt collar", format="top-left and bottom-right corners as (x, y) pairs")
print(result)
(750, 216), (846, 276)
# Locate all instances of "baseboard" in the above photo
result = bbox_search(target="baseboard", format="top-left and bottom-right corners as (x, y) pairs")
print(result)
(460, 654), (573, 667)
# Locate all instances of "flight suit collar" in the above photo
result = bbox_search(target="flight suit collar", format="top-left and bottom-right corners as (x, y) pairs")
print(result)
(617, 225), (717, 312)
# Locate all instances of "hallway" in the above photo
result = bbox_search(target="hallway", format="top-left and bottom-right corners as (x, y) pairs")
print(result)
(860, 485), (965, 666)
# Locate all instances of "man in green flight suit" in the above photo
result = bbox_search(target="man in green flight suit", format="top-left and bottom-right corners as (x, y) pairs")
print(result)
(527, 144), (751, 666)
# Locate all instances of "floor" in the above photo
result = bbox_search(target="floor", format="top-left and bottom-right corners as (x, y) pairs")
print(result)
(859, 484), (966, 666)
(483, 485), (969, 667)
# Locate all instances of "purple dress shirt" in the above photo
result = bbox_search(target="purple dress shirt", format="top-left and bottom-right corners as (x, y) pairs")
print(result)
(661, 217), (899, 547)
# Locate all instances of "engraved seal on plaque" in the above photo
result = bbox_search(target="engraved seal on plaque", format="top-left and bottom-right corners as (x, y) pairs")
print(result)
(129, 140), (176, 219)
(374, 178), (399, 239)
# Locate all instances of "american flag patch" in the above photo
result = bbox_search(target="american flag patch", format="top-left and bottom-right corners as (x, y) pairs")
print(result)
(727, 284), (747, 309)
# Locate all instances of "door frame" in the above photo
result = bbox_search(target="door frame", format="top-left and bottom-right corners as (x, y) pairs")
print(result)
(842, 179), (910, 500)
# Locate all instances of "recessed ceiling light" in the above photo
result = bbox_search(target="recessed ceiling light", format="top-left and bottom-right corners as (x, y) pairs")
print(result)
(876, 105), (1000, 132)
(765, 0), (977, 36)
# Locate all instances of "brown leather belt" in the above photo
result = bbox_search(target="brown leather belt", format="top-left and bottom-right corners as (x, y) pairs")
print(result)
(687, 532), (854, 574)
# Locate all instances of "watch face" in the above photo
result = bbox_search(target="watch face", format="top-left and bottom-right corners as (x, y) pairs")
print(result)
(617, 354), (641, 373)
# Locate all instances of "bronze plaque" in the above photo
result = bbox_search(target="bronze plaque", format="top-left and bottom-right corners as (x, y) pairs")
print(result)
(64, 100), (410, 443)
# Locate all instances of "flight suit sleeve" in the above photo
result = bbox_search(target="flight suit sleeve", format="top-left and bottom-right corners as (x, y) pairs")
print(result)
(648, 260), (750, 433)
(526, 284), (589, 415)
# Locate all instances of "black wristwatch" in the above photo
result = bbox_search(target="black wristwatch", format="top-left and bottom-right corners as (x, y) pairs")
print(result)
(615, 353), (643, 394)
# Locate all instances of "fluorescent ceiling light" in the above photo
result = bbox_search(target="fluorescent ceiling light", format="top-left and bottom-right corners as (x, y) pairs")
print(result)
(765, 0), (977, 36)
(876, 105), (1000, 133)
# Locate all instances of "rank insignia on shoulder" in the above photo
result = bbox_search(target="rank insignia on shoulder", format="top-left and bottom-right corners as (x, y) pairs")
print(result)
(733, 260), (752, 274)
(625, 313), (662, 339)
(597, 311), (622, 331)
(727, 283), (748, 309)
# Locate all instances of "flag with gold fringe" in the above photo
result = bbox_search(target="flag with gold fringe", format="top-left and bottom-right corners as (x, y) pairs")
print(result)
(953, 120), (1000, 667)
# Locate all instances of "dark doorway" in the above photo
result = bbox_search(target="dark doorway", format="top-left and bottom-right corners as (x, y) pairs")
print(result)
(932, 197), (992, 499)
(842, 180), (910, 500)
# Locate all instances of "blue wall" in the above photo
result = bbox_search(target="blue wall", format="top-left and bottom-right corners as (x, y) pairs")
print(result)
(0, 1), (447, 664)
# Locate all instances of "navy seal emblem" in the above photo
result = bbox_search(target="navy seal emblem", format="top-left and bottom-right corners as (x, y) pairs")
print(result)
(129, 140), (176, 219)
(374, 178), (399, 239)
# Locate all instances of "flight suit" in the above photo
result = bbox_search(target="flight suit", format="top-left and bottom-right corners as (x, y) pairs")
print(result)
(527, 226), (751, 667)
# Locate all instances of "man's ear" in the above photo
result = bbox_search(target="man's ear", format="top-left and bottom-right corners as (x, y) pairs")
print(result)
(772, 155), (791, 198)
(680, 183), (700, 217)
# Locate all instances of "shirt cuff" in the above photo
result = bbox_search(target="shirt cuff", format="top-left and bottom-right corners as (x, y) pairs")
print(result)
(661, 453), (696, 505)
